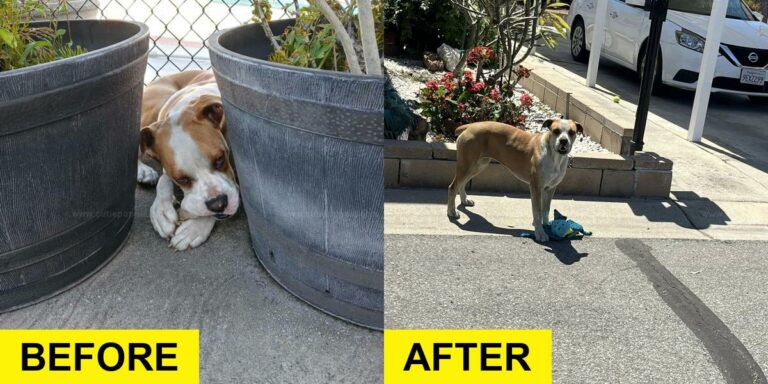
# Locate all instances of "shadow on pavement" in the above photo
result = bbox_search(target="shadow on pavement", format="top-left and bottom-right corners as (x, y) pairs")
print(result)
(544, 241), (589, 265)
(452, 205), (590, 265)
(451, 205), (527, 236)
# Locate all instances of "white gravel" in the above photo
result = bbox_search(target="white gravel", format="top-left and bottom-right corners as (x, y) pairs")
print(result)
(385, 58), (607, 155)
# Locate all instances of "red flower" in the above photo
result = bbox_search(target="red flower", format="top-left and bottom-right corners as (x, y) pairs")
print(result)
(490, 88), (500, 101)
(426, 80), (439, 91)
(443, 81), (455, 92)
(467, 46), (496, 64)
(442, 72), (454, 82)
(471, 82), (486, 93)
(458, 103), (466, 112)
(462, 70), (475, 86)
(519, 92), (534, 108)
(515, 65), (531, 79)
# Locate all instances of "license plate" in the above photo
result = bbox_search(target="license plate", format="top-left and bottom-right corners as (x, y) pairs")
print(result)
(740, 68), (766, 86)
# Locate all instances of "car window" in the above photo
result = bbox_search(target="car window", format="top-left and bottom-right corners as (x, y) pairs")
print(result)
(668, 0), (756, 20)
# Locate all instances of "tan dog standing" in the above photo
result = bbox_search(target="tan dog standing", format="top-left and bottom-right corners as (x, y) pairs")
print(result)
(137, 70), (240, 250)
(447, 119), (583, 242)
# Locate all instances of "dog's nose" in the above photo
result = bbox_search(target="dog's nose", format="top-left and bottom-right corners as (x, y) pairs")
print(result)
(205, 194), (228, 213)
(559, 139), (569, 146)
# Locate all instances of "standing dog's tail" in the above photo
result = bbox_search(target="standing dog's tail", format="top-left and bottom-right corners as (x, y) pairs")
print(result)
(454, 125), (469, 137)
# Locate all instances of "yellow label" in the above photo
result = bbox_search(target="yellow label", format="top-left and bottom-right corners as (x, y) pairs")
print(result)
(0, 329), (199, 384)
(385, 329), (552, 384)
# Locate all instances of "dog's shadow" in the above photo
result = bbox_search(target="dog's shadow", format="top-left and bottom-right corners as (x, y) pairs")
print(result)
(544, 241), (589, 265)
(451, 206), (589, 265)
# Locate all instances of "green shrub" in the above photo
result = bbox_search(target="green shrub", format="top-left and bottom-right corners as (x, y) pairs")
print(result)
(384, 0), (465, 58)
(0, 0), (85, 72)
(269, 6), (348, 71)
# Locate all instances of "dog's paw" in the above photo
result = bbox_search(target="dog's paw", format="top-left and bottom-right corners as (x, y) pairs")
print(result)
(137, 162), (160, 185)
(150, 198), (177, 239)
(534, 226), (550, 243)
(461, 198), (475, 207)
(170, 217), (215, 251)
(447, 208), (460, 220)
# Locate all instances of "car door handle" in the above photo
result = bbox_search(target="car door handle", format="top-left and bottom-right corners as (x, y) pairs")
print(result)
(609, 11), (619, 18)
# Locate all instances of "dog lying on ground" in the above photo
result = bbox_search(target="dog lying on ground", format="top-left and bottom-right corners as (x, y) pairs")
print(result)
(137, 70), (240, 250)
(447, 119), (583, 242)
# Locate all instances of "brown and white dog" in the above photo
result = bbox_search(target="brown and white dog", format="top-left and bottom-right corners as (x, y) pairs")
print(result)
(137, 70), (240, 250)
(447, 119), (583, 242)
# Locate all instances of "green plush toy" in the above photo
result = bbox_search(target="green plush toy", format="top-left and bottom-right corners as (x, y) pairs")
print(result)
(521, 210), (592, 241)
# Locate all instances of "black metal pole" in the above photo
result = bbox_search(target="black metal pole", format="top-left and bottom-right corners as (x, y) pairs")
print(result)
(631, 0), (669, 155)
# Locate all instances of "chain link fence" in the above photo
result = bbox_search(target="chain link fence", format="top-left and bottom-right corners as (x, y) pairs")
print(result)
(44, 0), (296, 83)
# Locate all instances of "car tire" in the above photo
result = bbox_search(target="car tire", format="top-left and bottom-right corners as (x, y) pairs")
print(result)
(639, 45), (664, 95)
(571, 19), (589, 63)
(748, 95), (768, 104)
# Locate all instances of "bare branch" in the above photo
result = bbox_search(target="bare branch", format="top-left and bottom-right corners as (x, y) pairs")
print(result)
(357, 0), (382, 75)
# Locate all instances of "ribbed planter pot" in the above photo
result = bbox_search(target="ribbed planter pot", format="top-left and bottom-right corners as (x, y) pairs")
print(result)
(0, 20), (149, 311)
(209, 20), (385, 329)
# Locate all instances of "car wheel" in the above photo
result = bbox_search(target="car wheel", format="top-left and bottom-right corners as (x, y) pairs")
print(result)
(571, 19), (589, 63)
(748, 95), (768, 104)
(639, 45), (664, 95)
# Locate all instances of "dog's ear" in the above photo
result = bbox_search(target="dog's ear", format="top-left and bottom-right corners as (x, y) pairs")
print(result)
(194, 96), (226, 133)
(140, 124), (158, 158)
(574, 122), (584, 135)
(543, 119), (557, 130)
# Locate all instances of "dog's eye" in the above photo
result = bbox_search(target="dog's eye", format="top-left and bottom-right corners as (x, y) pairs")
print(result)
(552, 129), (561, 135)
(213, 155), (226, 170)
(568, 130), (576, 136)
(175, 176), (193, 186)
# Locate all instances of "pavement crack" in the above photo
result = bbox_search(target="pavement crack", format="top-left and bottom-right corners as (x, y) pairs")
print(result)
(616, 239), (767, 384)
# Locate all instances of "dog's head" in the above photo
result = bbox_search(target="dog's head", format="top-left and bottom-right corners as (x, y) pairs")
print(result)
(543, 119), (583, 155)
(141, 94), (239, 220)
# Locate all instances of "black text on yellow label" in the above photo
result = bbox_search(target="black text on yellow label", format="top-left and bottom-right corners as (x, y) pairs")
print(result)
(0, 330), (199, 384)
(385, 329), (552, 383)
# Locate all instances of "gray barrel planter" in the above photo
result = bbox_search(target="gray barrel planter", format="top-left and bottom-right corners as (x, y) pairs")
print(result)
(0, 20), (149, 311)
(209, 20), (384, 329)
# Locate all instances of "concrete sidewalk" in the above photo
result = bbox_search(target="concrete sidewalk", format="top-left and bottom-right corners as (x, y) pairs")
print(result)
(386, 188), (768, 241)
(0, 187), (382, 384)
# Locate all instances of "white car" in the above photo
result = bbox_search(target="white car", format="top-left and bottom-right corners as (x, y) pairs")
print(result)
(567, 0), (768, 102)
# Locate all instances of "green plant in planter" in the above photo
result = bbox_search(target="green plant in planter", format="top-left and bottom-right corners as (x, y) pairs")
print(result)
(268, 6), (348, 71)
(0, 0), (85, 71)
(417, 53), (534, 138)
(253, 0), (382, 75)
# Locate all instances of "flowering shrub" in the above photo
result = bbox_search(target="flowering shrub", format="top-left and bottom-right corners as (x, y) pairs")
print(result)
(418, 64), (533, 137)
(466, 46), (495, 65)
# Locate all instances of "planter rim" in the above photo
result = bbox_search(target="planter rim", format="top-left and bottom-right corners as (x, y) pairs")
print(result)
(207, 24), (385, 81)
(0, 19), (149, 80)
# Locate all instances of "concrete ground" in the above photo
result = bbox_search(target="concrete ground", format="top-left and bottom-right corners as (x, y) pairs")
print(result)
(383, 40), (768, 382)
(0, 187), (382, 384)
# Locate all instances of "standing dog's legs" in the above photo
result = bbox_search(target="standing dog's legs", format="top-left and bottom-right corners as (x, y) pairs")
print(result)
(529, 180), (549, 242)
(448, 160), (475, 219)
(459, 157), (491, 207)
(541, 187), (556, 225)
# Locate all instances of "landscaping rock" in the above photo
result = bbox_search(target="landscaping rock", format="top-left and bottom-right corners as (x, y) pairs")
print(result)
(437, 43), (461, 71)
(423, 52), (444, 72)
